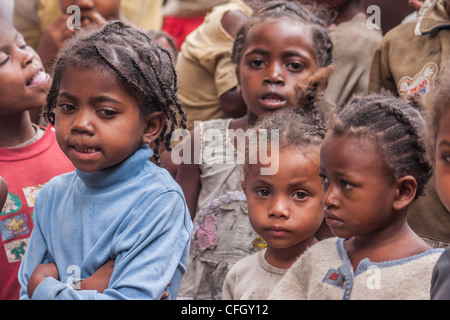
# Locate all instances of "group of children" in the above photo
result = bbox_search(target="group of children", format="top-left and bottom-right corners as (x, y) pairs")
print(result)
(0, 0), (449, 300)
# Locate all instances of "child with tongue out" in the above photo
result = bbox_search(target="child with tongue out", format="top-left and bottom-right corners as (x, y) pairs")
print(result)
(175, 1), (334, 300)
(0, 19), (74, 300)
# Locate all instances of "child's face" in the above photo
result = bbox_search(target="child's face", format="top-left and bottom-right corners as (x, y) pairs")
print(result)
(243, 148), (323, 250)
(237, 19), (318, 119)
(54, 65), (151, 173)
(0, 23), (51, 115)
(319, 134), (399, 239)
(434, 109), (450, 211)
(59, 0), (121, 26)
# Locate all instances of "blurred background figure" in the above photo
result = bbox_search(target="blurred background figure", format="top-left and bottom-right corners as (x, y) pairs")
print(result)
(162, 0), (228, 50)
(14, 0), (163, 68)
(317, 0), (383, 115)
(13, 0), (164, 124)
(0, 0), (14, 21)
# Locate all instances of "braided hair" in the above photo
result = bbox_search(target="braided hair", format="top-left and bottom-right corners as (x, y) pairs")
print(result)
(44, 21), (187, 163)
(328, 91), (433, 199)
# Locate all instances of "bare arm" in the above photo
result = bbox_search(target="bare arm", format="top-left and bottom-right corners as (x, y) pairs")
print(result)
(220, 87), (247, 118)
(175, 128), (202, 219)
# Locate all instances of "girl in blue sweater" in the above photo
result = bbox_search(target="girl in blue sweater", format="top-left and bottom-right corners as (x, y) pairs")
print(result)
(18, 21), (192, 300)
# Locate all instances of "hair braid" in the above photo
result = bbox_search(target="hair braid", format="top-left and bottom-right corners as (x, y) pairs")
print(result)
(328, 91), (433, 198)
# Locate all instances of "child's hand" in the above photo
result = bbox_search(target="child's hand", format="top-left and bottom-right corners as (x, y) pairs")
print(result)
(160, 281), (172, 300)
(37, 14), (77, 69)
(408, 0), (425, 11)
(80, 12), (107, 28)
(27, 263), (59, 298)
(80, 259), (115, 293)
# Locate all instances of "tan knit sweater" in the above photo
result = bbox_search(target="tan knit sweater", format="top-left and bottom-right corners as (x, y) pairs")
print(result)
(270, 238), (443, 300)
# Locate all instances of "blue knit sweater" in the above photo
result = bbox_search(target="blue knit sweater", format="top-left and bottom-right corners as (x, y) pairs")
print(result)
(18, 147), (192, 300)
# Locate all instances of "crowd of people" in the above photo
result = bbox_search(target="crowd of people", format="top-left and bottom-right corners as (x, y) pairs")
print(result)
(0, 0), (449, 301)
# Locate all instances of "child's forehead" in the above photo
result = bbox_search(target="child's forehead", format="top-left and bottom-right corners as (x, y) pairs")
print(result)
(249, 18), (311, 37)
(244, 19), (314, 54)
(0, 22), (17, 44)
(323, 132), (377, 156)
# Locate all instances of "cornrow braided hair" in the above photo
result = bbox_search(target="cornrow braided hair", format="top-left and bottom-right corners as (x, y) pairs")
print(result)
(44, 21), (187, 163)
(329, 91), (433, 199)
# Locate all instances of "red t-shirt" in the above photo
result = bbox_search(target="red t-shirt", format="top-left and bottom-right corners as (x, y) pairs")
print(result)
(0, 126), (74, 300)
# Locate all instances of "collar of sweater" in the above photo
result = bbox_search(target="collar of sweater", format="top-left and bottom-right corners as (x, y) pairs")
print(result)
(76, 146), (153, 189)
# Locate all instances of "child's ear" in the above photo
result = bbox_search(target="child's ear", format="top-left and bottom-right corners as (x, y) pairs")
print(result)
(142, 112), (165, 145)
(393, 176), (418, 211)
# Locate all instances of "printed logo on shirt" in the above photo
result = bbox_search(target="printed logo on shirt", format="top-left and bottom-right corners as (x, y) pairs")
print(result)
(1, 193), (22, 217)
(0, 213), (29, 242)
(322, 269), (346, 289)
(22, 184), (43, 208)
(398, 62), (438, 99)
(4, 237), (29, 263)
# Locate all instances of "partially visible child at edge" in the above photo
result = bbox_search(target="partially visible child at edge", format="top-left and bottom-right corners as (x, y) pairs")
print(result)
(426, 69), (450, 300)
(175, 1), (334, 300)
(19, 0), (159, 125)
(0, 177), (7, 211)
(0, 19), (74, 300)
(270, 92), (444, 300)
(18, 21), (192, 300)
(369, 0), (450, 249)
(222, 107), (326, 299)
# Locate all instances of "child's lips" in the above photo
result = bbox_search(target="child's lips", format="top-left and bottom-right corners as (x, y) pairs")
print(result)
(266, 226), (290, 236)
(70, 144), (101, 160)
(73, 146), (100, 154)
(260, 92), (287, 108)
(324, 210), (343, 227)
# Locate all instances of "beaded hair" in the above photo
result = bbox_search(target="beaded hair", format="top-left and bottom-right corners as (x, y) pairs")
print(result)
(44, 21), (187, 163)
(328, 91), (433, 199)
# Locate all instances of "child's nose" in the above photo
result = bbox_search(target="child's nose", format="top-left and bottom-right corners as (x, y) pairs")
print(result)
(20, 50), (34, 68)
(71, 111), (95, 135)
(264, 63), (284, 86)
(268, 197), (290, 218)
(323, 184), (340, 209)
